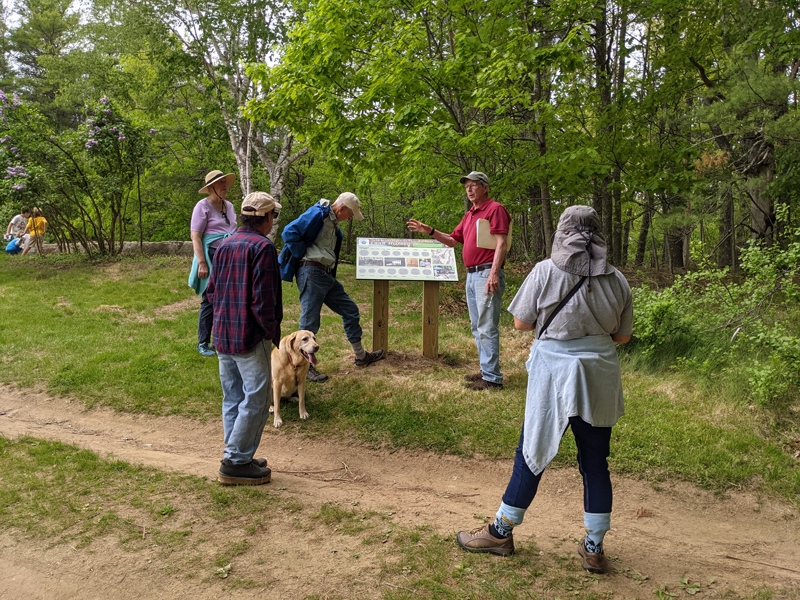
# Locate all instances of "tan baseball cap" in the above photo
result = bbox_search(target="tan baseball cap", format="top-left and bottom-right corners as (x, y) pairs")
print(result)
(241, 192), (282, 217)
(336, 192), (364, 221)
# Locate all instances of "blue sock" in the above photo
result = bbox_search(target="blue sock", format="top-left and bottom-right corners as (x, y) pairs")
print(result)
(491, 502), (526, 538)
(584, 512), (611, 553)
(490, 519), (511, 539)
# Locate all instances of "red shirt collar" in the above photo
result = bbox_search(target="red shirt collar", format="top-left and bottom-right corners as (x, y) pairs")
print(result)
(468, 198), (493, 215)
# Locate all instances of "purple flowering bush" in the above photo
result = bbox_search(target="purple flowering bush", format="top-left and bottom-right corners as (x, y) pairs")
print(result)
(1, 92), (151, 255)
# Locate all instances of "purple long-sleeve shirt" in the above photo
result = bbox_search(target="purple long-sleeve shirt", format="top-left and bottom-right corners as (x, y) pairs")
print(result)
(206, 226), (282, 354)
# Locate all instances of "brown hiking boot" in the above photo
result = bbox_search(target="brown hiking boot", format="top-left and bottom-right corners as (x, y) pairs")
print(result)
(456, 525), (514, 556)
(218, 459), (272, 486)
(464, 372), (484, 382)
(577, 537), (610, 574)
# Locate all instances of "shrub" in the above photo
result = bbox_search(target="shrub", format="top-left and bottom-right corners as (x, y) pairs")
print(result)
(630, 206), (800, 405)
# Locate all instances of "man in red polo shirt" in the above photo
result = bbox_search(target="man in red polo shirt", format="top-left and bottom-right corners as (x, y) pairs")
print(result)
(408, 171), (511, 390)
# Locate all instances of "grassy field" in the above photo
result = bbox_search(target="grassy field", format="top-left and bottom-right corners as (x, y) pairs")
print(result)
(0, 252), (798, 504)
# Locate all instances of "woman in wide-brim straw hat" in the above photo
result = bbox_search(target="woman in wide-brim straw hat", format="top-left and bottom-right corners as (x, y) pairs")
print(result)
(189, 170), (238, 357)
(456, 205), (633, 575)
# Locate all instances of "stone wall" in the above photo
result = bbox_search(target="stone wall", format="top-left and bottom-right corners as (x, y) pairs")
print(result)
(33, 241), (195, 257)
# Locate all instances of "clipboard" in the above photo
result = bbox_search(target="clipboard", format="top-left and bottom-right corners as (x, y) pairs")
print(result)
(476, 219), (512, 251)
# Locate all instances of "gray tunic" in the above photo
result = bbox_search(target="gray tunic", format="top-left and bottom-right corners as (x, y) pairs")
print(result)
(508, 260), (632, 340)
(507, 260), (632, 475)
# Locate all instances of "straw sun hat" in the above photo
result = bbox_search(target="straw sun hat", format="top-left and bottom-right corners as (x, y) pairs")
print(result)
(198, 170), (236, 194)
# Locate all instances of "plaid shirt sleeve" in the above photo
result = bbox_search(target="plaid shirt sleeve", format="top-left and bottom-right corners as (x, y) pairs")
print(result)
(250, 240), (282, 347)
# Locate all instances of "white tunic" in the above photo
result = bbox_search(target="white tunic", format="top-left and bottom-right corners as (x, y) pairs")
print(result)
(521, 335), (624, 475)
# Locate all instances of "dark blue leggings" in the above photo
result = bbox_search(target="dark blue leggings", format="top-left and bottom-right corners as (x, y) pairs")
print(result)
(197, 247), (216, 345)
(501, 416), (613, 514)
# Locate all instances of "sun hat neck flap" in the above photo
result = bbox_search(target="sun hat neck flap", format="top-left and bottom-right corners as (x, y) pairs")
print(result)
(550, 205), (613, 277)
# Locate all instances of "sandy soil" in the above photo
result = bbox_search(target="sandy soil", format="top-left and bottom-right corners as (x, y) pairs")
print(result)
(1, 383), (799, 599)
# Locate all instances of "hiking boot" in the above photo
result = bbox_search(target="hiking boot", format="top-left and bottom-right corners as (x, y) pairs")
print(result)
(218, 459), (272, 486)
(306, 365), (329, 383)
(466, 379), (503, 391)
(355, 349), (385, 367)
(197, 342), (215, 357)
(464, 372), (484, 382)
(456, 525), (514, 556)
(577, 537), (610, 574)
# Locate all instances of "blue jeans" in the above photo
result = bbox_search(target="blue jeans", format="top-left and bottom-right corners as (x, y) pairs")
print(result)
(218, 340), (273, 464)
(465, 267), (505, 384)
(297, 265), (362, 343)
(502, 416), (613, 513)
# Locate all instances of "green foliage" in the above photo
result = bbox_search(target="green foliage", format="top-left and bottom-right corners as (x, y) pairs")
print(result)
(631, 207), (800, 405)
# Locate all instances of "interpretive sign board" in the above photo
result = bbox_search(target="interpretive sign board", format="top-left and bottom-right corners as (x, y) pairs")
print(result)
(355, 237), (459, 281)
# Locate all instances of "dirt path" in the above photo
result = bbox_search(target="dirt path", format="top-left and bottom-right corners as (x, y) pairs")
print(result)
(1, 384), (799, 599)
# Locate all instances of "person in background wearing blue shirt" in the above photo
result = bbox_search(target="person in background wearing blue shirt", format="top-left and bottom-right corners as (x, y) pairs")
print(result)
(279, 192), (384, 383)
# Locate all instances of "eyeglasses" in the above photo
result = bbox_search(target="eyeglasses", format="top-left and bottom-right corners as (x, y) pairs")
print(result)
(465, 183), (484, 190)
(272, 210), (280, 218)
(220, 205), (230, 225)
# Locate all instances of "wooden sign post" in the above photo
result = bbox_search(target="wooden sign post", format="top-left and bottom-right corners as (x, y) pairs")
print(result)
(422, 281), (439, 359)
(358, 237), (457, 358)
(372, 280), (390, 353)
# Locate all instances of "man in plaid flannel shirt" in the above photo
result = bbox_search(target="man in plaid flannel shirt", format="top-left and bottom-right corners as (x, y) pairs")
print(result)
(206, 192), (283, 486)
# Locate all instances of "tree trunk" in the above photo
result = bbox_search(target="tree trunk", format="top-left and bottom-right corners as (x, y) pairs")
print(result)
(746, 167), (774, 245)
(518, 210), (530, 257)
(592, 2), (614, 248)
(622, 208), (631, 267)
(612, 168), (622, 265)
(717, 187), (734, 268)
(252, 134), (309, 242)
(529, 192), (545, 260)
(666, 232), (684, 270)
(540, 180), (553, 256)
(634, 196), (653, 267)
(533, 63), (554, 257)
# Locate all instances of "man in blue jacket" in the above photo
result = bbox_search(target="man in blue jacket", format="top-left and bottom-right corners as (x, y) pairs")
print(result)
(279, 192), (384, 382)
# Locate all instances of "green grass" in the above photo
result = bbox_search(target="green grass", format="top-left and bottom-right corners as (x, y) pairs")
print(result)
(1, 253), (799, 505)
(1, 435), (790, 599)
(0, 435), (281, 545)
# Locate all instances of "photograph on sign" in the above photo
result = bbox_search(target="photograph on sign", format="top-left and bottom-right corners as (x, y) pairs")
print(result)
(355, 237), (459, 281)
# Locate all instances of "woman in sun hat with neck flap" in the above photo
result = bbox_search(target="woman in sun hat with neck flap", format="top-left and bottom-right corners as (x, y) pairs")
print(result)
(456, 205), (633, 575)
(189, 170), (238, 357)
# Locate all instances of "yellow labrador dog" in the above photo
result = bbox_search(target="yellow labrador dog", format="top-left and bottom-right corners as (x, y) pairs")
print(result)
(270, 330), (320, 428)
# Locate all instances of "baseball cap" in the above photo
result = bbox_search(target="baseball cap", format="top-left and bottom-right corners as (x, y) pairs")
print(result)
(241, 192), (282, 217)
(459, 171), (489, 186)
(336, 192), (364, 221)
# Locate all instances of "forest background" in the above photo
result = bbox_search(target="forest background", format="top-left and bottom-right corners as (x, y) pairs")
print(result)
(0, 1), (799, 417)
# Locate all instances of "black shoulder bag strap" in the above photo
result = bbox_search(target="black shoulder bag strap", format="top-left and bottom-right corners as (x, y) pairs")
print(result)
(537, 276), (587, 340)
